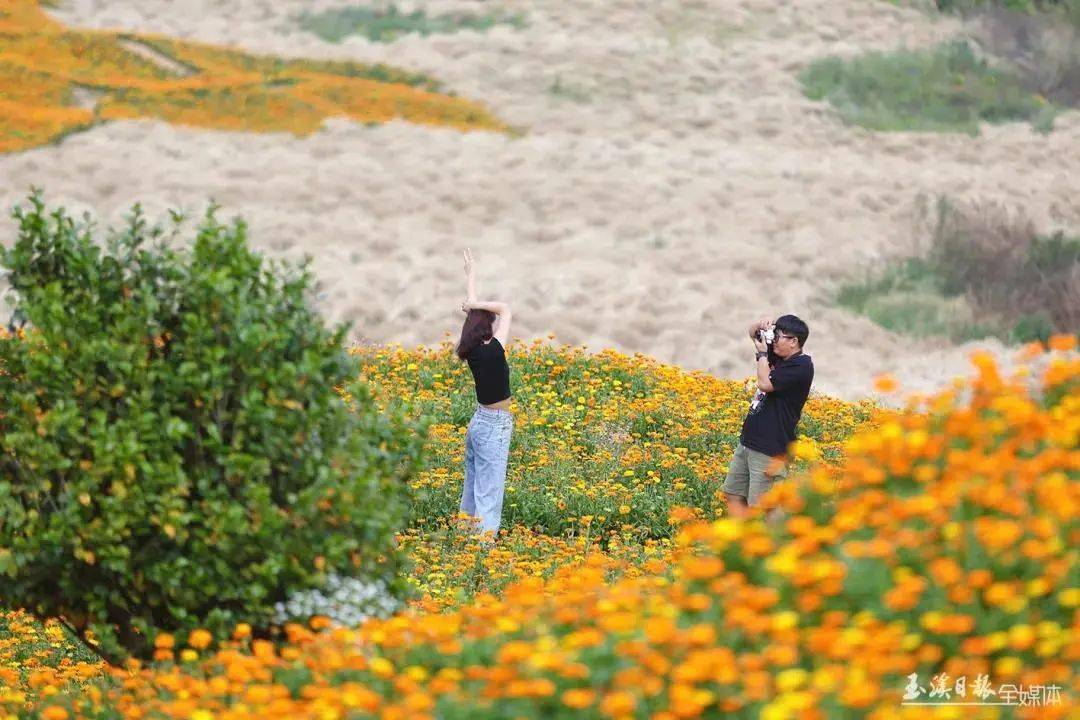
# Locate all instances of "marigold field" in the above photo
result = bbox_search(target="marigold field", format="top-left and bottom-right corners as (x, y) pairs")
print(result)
(0, 0), (505, 154)
(1, 338), (1078, 719)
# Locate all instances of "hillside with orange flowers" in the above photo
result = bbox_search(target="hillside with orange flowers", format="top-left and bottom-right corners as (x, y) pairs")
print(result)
(1, 339), (1077, 719)
(0, 0), (504, 153)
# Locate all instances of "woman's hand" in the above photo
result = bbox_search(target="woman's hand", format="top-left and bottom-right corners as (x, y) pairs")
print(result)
(463, 248), (477, 302)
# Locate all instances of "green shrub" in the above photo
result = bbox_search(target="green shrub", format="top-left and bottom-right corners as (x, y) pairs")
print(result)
(800, 40), (1052, 133)
(933, 0), (1080, 106)
(1011, 311), (1056, 342)
(837, 197), (1080, 343)
(935, 0), (1075, 16)
(0, 193), (424, 663)
(836, 259), (997, 341)
(930, 198), (1080, 331)
(299, 4), (526, 44)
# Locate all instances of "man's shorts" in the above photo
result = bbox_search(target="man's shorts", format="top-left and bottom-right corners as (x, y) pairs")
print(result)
(721, 443), (788, 507)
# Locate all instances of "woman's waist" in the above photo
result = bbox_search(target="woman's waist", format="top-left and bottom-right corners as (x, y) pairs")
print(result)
(476, 400), (512, 415)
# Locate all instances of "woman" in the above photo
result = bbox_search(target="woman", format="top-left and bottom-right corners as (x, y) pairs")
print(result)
(456, 248), (513, 540)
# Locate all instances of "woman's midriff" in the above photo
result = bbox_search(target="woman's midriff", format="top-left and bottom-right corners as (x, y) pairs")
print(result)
(483, 397), (512, 411)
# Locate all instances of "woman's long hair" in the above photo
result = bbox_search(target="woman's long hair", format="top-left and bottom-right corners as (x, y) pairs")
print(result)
(456, 309), (496, 360)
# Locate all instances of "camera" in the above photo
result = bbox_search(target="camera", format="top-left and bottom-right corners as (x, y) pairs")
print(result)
(757, 327), (775, 345)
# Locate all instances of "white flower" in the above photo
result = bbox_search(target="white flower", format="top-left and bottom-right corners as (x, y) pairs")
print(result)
(274, 574), (401, 628)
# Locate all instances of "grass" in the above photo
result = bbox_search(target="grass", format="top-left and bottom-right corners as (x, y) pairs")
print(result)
(299, 4), (527, 44)
(837, 258), (1000, 341)
(933, 1), (1080, 106)
(838, 197), (1080, 344)
(800, 39), (1057, 133)
(935, 0), (1079, 17)
(548, 74), (592, 103)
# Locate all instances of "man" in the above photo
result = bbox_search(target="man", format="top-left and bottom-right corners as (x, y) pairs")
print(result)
(721, 314), (814, 517)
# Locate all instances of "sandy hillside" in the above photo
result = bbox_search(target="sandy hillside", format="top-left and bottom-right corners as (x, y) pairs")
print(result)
(2, 0), (1078, 400)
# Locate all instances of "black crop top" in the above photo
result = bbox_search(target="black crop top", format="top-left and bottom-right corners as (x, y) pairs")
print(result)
(467, 338), (511, 405)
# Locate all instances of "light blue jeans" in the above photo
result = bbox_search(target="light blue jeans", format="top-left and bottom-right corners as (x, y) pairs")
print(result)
(460, 406), (513, 535)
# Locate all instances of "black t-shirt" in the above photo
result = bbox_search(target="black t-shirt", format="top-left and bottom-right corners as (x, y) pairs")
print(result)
(740, 352), (814, 457)
(467, 338), (511, 405)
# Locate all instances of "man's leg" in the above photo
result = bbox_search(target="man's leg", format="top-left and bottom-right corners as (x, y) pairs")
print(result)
(747, 450), (786, 508)
(721, 444), (751, 518)
(725, 493), (749, 518)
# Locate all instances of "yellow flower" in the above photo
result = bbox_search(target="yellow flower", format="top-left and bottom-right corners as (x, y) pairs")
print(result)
(370, 657), (395, 678)
(771, 611), (799, 632)
(776, 668), (809, 692)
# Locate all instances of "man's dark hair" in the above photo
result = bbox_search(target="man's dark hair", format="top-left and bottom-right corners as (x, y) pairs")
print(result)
(775, 314), (809, 348)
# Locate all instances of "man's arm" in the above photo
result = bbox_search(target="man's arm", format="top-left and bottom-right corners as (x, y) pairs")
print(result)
(755, 355), (774, 392)
(750, 318), (774, 391)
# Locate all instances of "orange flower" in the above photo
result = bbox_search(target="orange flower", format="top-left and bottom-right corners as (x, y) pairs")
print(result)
(562, 688), (596, 709)
(644, 617), (678, 644)
(600, 690), (637, 716)
(187, 629), (213, 650)
(873, 374), (900, 393)
(1047, 334), (1076, 352)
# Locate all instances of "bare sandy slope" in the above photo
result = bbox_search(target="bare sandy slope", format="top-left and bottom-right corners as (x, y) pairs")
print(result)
(2, 0), (1077, 400)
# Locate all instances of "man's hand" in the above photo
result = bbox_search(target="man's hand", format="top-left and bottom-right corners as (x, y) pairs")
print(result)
(748, 317), (772, 343)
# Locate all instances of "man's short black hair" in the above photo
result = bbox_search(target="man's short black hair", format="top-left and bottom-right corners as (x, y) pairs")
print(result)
(775, 314), (809, 348)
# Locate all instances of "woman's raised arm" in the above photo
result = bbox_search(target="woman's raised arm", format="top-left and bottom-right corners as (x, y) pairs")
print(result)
(462, 300), (512, 347)
(463, 248), (477, 302)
